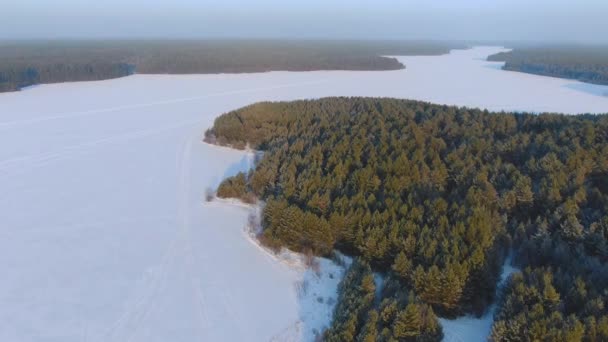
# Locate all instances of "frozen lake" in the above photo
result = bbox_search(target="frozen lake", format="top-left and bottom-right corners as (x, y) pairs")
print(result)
(1, 46), (607, 342)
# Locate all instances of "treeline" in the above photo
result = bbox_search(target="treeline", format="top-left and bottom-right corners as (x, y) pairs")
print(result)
(488, 46), (608, 86)
(0, 62), (134, 92)
(0, 40), (464, 92)
(0, 41), (139, 92)
(208, 97), (608, 340)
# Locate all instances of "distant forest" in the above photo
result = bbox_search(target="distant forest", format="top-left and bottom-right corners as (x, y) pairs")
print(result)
(488, 46), (608, 86)
(208, 98), (608, 341)
(0, 40), (463, 92)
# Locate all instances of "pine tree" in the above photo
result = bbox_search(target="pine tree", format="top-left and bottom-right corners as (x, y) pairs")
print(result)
(440, 267), (464, 312)
(357, 310), (379, 342)
(393, 304), (421, 338)
(542, 274), (560, 311)
(392, 251), (413, 281)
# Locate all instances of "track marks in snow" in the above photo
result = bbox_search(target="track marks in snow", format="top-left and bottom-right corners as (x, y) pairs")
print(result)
(178, 132), (214, 336)
(270, 321), (303, 342)
(0, 119), (201, 175)
(98, 134), (199, 342)
(0, 215), (173, 238)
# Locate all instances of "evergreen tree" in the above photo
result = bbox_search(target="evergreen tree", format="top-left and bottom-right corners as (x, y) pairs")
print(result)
(393, 304), (421, 339)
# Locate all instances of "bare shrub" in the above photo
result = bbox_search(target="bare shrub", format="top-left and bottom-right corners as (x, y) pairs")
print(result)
(331, 251), (346, 267)
(304, 248), (321, 275)
(203, 130), (216, 144)
(254, 151), (264, 165)
(312, 261), (321, 277)
(233, 141), (246, 150)
(304, 248), (314, 267)
(247, 212), (257, 227)
(204, 187), (214, 202)
(247, 211), (261, 236)
(240, 192), (257, 204)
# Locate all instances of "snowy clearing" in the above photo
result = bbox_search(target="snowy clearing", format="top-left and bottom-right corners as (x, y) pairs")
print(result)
(1, 46), (607, 342)
(440, 257), (519, 342)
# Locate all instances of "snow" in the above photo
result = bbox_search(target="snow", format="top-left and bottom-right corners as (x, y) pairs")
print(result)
(439, 257), (520, 342)
(0, 46), (606, 342)
(201, 200), (351, 341)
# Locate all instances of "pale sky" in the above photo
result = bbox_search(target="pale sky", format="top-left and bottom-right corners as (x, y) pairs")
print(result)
(2, 0), (607, 43)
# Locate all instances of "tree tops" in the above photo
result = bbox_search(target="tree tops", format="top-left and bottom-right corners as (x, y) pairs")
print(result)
(209, 97), (608, 340)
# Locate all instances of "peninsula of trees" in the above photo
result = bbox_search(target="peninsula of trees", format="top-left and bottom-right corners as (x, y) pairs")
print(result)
(488, 46), (608, 86)
(208, 97), (608, 341)
(0, 40), (463, 92)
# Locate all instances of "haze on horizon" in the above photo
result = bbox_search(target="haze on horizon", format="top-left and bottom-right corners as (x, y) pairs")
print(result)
(2, 0), (607, 44)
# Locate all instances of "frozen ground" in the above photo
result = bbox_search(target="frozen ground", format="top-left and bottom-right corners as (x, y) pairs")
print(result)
(1, 46), (607, 342)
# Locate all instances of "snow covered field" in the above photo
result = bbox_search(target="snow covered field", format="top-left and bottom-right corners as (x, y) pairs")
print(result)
(1, 46), (608, 342)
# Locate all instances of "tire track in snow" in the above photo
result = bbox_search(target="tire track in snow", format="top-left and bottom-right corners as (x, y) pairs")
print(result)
(101, 128), (212, 342)
(178, 131), (213, 338)
(99, 135), (194, 342)
(124, 134), (198, 342)
(0, 80), (328, 130)
(0, 215), (174, 237)
(0, 118), (201, 175)
(270, 321), (302, 342)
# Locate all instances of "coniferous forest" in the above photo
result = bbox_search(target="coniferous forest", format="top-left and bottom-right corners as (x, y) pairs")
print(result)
(0, 40), (463, 92)
(207, 97), (608, 341)
(488, 46), (608, 86)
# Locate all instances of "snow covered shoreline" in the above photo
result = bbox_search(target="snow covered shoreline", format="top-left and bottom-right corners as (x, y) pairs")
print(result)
(203, 125), (362, 338)
(205, 196), (351, 341)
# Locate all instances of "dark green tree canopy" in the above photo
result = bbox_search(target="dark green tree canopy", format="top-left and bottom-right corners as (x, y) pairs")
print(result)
(210, 97), (608, 341)
(488, 46), (608, 86)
